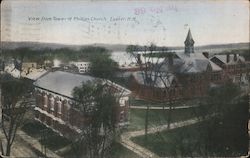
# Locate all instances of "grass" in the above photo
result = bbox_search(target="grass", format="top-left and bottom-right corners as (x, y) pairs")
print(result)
(110, 142), (140, 158)
(22, 121), (72, 151)
(131, 116), (248, 157)
(131, 123), (202, 157)
(62, 141), (140, 158)
(130, 97), (204, 107)
(39, 128), (72, 151)
(128, 107), (199, 131)
(22, 121), (47, 138)
(22, 121), (139, 157)
(62, 142), (139, 158)
(132, 119), (247, 157)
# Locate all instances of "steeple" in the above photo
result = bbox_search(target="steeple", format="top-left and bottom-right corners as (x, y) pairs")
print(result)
(184, 29), (195, 54)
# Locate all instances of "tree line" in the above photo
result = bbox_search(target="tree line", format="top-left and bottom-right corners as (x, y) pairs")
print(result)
(2, 46), (110, 63)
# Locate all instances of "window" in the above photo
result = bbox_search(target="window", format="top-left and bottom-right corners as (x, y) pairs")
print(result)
(36, 93), (43, 108)
(49, 97), (55, 112)
(119, 99), (125, 106)
(43, 94), (48, 108)
(120, 111), (125, 122)
(57, 100), (62, 114)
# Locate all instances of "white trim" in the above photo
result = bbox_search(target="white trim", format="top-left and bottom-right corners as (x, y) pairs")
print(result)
(35, 107), (82, 134)
(35, 107), (65, 125)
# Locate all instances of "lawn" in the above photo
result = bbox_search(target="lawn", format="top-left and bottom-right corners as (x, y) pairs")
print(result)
(62, 141), (140, 158)
(128, 107), (200, 131)
(131, 104), (248, 158)
(131, 123), (204, 157)
(109, 142), (140, 158)
(22, 121), (139, 158)
(130, 97), (204, 107)
(22, 121), (72, 151)
(22, 121), (47, 138)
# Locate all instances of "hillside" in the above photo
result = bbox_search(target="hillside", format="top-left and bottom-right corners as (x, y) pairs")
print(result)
(1, 41), (249, 53)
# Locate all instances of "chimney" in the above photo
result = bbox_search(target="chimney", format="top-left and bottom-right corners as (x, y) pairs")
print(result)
(226, 54), (230, 63)
(202, 52), (209, 58)
(234, 54), (237, 62)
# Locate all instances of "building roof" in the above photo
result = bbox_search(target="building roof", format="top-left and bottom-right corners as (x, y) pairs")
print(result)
(133, 71), (175, 88)
(210, 54), (245, 65)
(4, 64), (48, 80)
(184, 29), (194, 44)
(4, 65), (21, 78)
(34, 71), (96, 98)
(159, 52), (222, 74)
(34, 71), (131, 98)
(22, 68), (48, 80)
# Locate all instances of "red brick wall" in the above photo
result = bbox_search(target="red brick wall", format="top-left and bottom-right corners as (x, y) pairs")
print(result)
(34, 89), (129, 138)
(129, 72), (223, 101)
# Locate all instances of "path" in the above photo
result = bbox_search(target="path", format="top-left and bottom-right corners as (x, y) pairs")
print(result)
(120, 117), (202, 158)
(0, 130), (38, 157)
(17, 130), (62, 158)
(130, 104), (199, 110)
(0, 129), (61, 158)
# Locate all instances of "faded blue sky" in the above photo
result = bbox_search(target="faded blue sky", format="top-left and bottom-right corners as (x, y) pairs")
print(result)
(1, 0), (249, 46)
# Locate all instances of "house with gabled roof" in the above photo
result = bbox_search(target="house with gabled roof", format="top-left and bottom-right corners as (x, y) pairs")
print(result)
(210, 53), (249, 84)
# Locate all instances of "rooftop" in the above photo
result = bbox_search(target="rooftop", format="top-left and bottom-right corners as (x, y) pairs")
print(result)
(159, 52), (222, 74)
(34, 71), (96, 98)
(34, 71), (131, 98)
(133, 71), (175, 88)
(211, 54), (245, 65)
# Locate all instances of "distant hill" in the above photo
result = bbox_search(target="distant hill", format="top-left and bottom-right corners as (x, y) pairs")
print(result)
(1, 41), (249, 53)
(194, 43), (250, 54)
(1, 41), (128, 51)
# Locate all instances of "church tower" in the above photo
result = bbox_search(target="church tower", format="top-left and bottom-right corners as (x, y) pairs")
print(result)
(184, 29), (195, 55)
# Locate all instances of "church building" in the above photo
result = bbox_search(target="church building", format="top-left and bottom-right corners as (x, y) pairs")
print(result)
(130, 29), (225, 101)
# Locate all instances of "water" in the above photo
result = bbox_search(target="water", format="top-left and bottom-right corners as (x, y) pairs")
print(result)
(111, 51), (137, 66)
(111, 51), (169, 67)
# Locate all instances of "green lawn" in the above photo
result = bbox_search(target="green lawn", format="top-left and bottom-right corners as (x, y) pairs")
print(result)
(132, 118), (248, 157)
(128, 107), (200, 131)
(130, 97), (204, 107)
(22, 121), (72, 151)
(110, 142), (140, 158)
(132, 123), (201, 157)
(22, 121), (47, 138)
(22, 121), (139, 158)
(62, 141), (140, 158)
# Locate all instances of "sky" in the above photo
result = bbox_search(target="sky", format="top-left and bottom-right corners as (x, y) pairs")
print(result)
(1, 0), (249, 46)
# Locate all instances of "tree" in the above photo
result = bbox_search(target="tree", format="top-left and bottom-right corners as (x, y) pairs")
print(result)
(71, 80), (120, 158)
(89, 53), (118, 80)
(0, 75), (30, 156)
(189, 81), (247, 156)
(163, 81), (247, 157)
(127, 43), (175, 140)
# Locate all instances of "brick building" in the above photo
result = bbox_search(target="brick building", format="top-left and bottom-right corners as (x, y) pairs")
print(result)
(130, 29), (225, 101)
(33, 71), (130, 139)
(210, 54), (250, 83)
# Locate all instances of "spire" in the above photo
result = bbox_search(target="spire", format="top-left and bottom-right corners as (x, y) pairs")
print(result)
(184, 29), (195, 54)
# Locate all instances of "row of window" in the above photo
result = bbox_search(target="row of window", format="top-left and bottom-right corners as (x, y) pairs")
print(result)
(35, 112), (74, 135)
(36, 93), (70, 121)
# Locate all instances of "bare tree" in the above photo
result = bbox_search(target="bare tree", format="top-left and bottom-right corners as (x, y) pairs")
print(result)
(0, 76), (30, 156)
(126, 44), (175, 139)
(157, 67), (177, 129)
(71, 80), (125, 158)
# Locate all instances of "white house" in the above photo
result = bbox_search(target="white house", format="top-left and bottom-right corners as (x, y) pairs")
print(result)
(70, 61), (91, 73)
